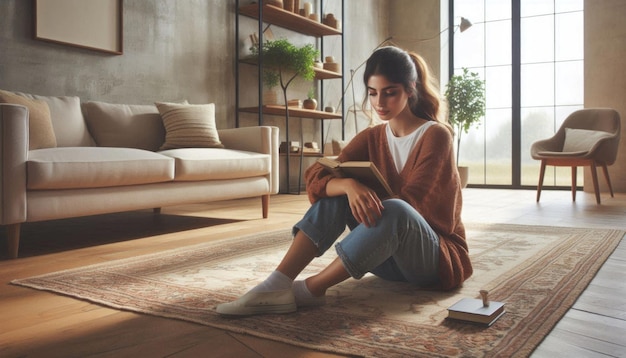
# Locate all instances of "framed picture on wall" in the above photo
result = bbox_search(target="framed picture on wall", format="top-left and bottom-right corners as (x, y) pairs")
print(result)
(34, 0), (123, 55)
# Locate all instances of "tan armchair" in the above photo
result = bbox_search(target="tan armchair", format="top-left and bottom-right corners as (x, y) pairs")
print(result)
(530, 108), (621, 204)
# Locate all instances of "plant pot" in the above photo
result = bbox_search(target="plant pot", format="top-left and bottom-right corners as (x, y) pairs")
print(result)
(263, 90), (278, 105)
(457, 166), (469, 188)
(303, 98), (317, 110)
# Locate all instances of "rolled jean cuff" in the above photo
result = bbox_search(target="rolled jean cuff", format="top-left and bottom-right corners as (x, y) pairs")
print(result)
(335, 243), (365, 279)
(292, 222), (327, 257)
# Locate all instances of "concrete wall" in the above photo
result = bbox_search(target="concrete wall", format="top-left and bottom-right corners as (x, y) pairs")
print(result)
(0, 0), (236, 126)
(388, 0), (442, 81)
(584, 0), (626, 193)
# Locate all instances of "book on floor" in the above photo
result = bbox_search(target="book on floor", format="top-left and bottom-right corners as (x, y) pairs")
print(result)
(447, 297), (506, 326)
(317, 157), (394, 197)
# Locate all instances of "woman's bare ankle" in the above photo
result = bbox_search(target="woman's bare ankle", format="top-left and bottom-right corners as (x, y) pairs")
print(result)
(304, 277), (327, 297)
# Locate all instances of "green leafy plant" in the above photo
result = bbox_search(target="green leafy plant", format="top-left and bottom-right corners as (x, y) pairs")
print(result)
(444, 68), (486, 166)
(251, 39), (319, 104)
(262, 70), (280, 90)
(307, 87), (316, 100)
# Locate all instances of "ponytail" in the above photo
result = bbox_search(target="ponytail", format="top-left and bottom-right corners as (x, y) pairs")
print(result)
(407, 53), (446, 124)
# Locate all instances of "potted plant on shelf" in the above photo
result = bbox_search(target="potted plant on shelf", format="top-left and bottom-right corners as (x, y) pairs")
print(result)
(261, 69), (280, 105)
(444, 67), (486, 188)
(251, 39), (319, 111)
(251, 39), (320, 193)
(303, 87), (317, 110)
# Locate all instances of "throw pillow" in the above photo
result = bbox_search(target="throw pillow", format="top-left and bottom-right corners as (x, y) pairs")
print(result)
(0, 89), (57, 150)
(83, 101), (166, 151)
(562, 127), (612, 153)
(15, 92), (93, 147)
(156, 102), (223, 150)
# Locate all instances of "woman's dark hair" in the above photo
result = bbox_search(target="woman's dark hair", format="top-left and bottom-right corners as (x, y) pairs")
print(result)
(362, 46), (449, 128)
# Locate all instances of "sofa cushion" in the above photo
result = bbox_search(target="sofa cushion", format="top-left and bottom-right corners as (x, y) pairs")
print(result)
(156, 102), (224, 150)
(13, 92), (94, 147)
(27, 147), (175, 190)
(158, 148), (270, 181)
(0, 90), (57, 150)
(83, 101), (166, 151)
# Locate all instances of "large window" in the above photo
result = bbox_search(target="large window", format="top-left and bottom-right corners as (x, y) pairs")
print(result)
(450, 0), (583, 187)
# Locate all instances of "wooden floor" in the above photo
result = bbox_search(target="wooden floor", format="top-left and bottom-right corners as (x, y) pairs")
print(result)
(1, 189), (625, 357)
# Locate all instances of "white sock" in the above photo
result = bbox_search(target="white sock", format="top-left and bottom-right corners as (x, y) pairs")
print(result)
(249, 270), (293, 293)
(293, 280), (316, 300)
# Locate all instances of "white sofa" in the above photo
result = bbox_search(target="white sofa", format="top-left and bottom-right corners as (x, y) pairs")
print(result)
(0, 91), (279, 259)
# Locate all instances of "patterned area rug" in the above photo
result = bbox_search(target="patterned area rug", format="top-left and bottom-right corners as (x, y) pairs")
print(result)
(11, 224), (624, 357)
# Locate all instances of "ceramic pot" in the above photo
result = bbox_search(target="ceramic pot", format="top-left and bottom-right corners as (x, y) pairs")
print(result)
(457, 166), (469, 188)
(303, 98), (317, 110)
(263, 90), (278, 105)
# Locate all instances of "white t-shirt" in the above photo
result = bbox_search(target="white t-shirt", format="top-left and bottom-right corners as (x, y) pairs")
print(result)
(386, 121), (436, 173)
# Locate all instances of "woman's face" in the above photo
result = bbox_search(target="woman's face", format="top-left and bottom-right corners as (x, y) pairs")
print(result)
(367, 74), (411, 121)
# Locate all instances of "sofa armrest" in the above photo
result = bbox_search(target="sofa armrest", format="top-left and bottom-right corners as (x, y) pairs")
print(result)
(0, 104), (28, 225)
(218, 126), (279, 194)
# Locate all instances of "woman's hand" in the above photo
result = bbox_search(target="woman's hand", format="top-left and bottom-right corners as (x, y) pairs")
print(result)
(327, 178), (384, 227)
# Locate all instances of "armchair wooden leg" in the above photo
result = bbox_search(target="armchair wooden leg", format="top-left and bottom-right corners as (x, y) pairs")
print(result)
(6, 223), (21, 259)
(536, 161), (547, 202)
(153, 208), (162, 214)
(571, 166), (577, 202)
(601, 163), (615, 198)
(590, 162), (601, 204)
(262, 194), (269, 219)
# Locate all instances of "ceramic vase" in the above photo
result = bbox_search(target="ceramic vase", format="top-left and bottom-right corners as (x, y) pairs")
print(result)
(303, 98), (317, 110)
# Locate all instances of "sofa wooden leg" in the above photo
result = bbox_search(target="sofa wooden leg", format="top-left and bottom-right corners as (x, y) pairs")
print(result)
(6, 223), (21, 259)
(153, 208), (161, 214)
(262, 194), (269, 218)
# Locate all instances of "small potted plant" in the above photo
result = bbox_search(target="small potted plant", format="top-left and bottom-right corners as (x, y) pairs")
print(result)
(303, 87), (317, 110)
(251, 39), (319, 110)
(261, 70), (280, 105)
(444, 68), (486, 187)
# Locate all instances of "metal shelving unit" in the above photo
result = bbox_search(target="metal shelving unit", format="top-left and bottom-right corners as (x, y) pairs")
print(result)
(235, 0), (345, 193)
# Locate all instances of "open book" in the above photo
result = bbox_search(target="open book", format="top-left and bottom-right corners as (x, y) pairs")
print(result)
(317, 157), (394, 197)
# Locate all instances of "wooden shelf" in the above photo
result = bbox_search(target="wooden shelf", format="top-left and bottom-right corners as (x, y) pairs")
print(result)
(239, 105), (342, 120)
(314, 67), (342, 80)
(239, 4), (342, 37)
(239, 57), (342, 80)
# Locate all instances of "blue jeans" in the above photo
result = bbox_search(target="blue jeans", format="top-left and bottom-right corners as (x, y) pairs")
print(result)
(293, 196), (440, 286)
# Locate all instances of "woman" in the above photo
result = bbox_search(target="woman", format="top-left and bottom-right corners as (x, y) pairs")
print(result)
(217, 46), (472, 316)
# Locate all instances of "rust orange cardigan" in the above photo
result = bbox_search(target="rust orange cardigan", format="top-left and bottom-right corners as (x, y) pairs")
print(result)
(304, 123), (472, 290)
